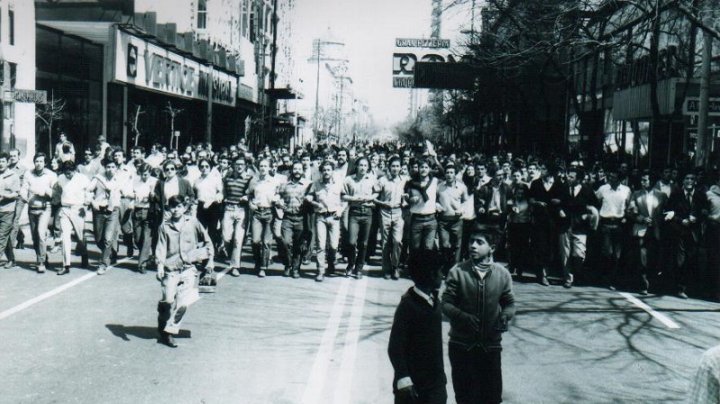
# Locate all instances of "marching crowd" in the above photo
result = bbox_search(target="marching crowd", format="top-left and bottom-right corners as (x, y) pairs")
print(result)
(3, 135), (720, 301)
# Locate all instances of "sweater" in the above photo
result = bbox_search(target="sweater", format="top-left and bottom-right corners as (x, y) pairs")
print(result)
(388, 287), (446, 393)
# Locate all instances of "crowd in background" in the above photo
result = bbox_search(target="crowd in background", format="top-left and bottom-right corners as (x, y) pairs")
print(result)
(4, 133), (720, 302)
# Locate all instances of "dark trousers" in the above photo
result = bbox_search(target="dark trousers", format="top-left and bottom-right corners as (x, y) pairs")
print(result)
(706, 222), (720, 299)
(410, 214), (437, 251)
(348, 207), (373, 272)
(280, 214), (305, 272)
(366, 206), (381, 258)
(133, 208), (153, 267)
(531, 223), (554, 275)
(449, 343), (503, 404)
(673, 232), (699, 292)
(0, 210), (14, 262)
(197, 203), (222, 248)
(438, 216), (462, 274)
(507, 222), (532, 272)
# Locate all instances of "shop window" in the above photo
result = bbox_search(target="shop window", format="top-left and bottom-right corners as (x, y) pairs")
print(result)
(197, 0), (207, 30)
(8, 9), (13, 45)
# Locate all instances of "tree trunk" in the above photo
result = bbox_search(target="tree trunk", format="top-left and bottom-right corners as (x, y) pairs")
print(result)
(696, 27), (713, 167)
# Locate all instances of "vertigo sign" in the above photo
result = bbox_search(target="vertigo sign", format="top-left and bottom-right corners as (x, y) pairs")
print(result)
(392, 37), (452, 88)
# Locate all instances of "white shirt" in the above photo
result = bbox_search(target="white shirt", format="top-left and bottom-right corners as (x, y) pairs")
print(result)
(58, 173), (91, 206)
(133, 177), (158, 209)
(163, 177), (180, 201)
(194, 174), (223, 205)
(596, 183), (631, 219)
(409, 177), (438, 215)
(249, 175), (281, 208)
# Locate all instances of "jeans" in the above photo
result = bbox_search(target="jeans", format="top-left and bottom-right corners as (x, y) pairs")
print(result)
(28, 207), (51, 265)
(380, 208), (404, 274)
(347, 206), (373, 272)
(133, 208), (154, 267)
(93, 208), (120, 267)
(10, 199), (25, 247)
(221, 205), (247, 268)
(437, 215), (463, 273)
(280, 213), (305, 272)
(251, 208), (274, 270)
(59, 206), (88, 267)
(410, 214), (437, 251)
(507, 222), (532, 272)
(316, 213), (340, 272)
(0, 210), (14, 263)
(449, 343), (502, 404)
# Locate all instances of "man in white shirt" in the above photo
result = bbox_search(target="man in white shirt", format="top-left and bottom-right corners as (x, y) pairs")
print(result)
(54, 161), (92, 275)
(8, 148), (25, 253)
(87, 158), (123, 275)
(406, 159), (439, 251)
(132, 163), (158, 273)
(0, 152), (20, 269)
(22, 153), (57, 273)
(437, 163), (469, 276)
(342, 157), (378, 279)
(595, 167), (631, 290)
(374, 156), (407, 280)
(113, 149), (136, 258)
(247, 159), (281, 278)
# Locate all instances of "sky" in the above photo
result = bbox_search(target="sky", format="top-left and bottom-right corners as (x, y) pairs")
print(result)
(292, 0), (473, 129)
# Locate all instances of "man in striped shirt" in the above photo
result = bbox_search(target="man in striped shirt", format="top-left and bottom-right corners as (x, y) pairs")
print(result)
(221, 158), (254, 276)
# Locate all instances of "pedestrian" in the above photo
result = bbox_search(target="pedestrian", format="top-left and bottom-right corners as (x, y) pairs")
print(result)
(155, 195), (214, 348)
(54, 161), (91, 275)
(276, 161), (309, 278)
(220, 157), (253, 276)
(342, 157), (378, 279)
(247, 158), (281, 277)
(306, 161), (345, 282)
(132, 163), (158, 273)
(374, 156), (406, 280)
(8, 148), (26, 250)
(22, 153), (57, 273)
(442, 229), (515, 404)
(194, 158), (223, 249)
(0, 152), (20, 269)
(595, 167), (631, 290)
(436, 163), (469, 276)
(88, 158), (123, 275)
(406, 159), (439, 251)
(388, 249), (447, 404)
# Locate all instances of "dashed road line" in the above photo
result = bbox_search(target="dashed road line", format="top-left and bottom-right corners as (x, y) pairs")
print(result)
(619, 292), (681, 329)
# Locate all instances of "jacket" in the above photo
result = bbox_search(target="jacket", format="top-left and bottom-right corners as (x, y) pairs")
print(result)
(627, 189), (667, 239)
(442, 260), (515, 351)
(665, 187), (708, 242)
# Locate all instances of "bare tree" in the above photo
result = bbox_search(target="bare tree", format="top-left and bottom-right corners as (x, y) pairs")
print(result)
(35, 90), (65, 154)
(127, 104), (145, 148)
(164, 102), (183, 150)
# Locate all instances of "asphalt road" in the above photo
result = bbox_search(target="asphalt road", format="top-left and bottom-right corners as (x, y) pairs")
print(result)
(1, 235), (719, 404)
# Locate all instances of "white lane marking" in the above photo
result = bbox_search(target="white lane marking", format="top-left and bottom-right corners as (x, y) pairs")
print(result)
(301, 278), (352, 404)
(332, 278), (368, 404)
(0, 257), (134, 321)
(619, 292), (681, 329)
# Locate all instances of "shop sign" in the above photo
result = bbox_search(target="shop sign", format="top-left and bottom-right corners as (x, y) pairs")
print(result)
(114, 29), (237, 107)
(5, 89), (47, 104)
(683, 97), (720, 116)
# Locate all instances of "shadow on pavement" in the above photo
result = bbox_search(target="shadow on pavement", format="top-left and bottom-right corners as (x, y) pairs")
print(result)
(106, 324), (191, 341)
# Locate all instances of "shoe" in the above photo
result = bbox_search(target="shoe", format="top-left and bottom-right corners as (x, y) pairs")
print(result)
(230, 267), (240, 277)
(292, 270), (300, 279)
(302, 258), (311, 266)
(138, 265), (147, 274)
(97, 265), (107, 275)
(37, 265), (46, 274)
(539, 277), (550, 286)
(3, 260), (15, 269)
(158, 333), (178, 348)
(384, 273), (392, 280)
(678, 291), (689, 299)
(391, 269), (400, 280)
(57, 266), (70, 276)
(257, 269), (266, 278)
(283, 267), (291, 277)
(315, 273), (324, 282)
(639, 289), (649, 296)
(81, 257), (89, 269)
(356, 270), (363, 280)
(111, 252), (118, 264)
(345, 266), (353, 278)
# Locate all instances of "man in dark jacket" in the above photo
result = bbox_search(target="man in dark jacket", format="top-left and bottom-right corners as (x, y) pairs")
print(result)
(388, 249), (446, 404)
(442, 229), (515, 404)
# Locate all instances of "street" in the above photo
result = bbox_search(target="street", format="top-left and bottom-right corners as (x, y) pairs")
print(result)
(0, 236), (717, 404)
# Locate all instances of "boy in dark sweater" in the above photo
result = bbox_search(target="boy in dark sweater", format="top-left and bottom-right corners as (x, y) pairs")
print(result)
(442, 229), (515, 404)
(388, 249), (447, 404)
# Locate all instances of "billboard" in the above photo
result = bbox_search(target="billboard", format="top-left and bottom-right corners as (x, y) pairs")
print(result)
(392, 37), (453, 88)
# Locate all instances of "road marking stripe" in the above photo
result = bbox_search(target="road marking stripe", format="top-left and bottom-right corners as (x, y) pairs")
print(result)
(332, 278), (368, 404)
(0, 257), (134, 321)
(619, 292), (681, 329)
(301, 278), (352, 404)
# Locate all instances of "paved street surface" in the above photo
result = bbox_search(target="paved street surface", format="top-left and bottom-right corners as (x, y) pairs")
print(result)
(1, 232), (720, 403)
